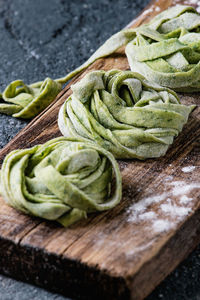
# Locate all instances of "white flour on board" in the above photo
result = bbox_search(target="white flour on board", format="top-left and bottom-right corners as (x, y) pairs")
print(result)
(182, 166), (196, 173)
(186, 0), (198, 4)
(138, 211), (157, 221)
(127, 193), (168, 215)
(142, 7), (153, 16)
(164, 175), (174, 181)
(127, 193), (167, 222)
(170, 181), (200, 196)
(127, 179), (200, 234)
(152, 219), (174, 233)
(160, 202), (192, 218)
(180, 195), (193, 204)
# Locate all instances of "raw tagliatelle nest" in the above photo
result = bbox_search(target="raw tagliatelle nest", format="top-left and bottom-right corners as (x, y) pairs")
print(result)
(0, 137), (122, 227)
(0, 78), (62, 118)
(58, 70), (195, 160)
(126, 5), (200, 91)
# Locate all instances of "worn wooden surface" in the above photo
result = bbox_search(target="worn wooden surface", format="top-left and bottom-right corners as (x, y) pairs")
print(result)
(0, 0), (200, 299)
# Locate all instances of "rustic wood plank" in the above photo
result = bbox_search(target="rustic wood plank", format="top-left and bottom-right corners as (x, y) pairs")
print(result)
(0, 0), (200, 299)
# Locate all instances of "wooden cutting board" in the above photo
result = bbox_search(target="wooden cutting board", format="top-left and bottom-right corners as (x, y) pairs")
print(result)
(0, 0), (200, 299)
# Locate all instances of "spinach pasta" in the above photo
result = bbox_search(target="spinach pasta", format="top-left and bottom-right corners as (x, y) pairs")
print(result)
(126, 5), (200, 91)
(0, 78), (62, 118)
(58, 70), (194, 159)
(0, 137), (122, 227)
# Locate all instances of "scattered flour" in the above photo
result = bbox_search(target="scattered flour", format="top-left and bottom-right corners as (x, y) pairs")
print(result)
(180, 195), (193, 204)
(152, 219), (173, 233)
(139, 211), (157, 221)
(164, 175), (174, 181)
(155, 6), (161, 12)
(188, 0), (198, 4)
(142, 7), (153, 16)
(126, 239), (155, 257)
(127, 193), (168, 222)
(182, 166), (196, 173)
(127, 192), (168, 215)
(128, 211), (157, 223)
(127, 178), (200, 234)
(170, 181), (200, 196)
(30, 50), (40, 60)
(142, 5), (161, 17)
(160, 203), (192, 217)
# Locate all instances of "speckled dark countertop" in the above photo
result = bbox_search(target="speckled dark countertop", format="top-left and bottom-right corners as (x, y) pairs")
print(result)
(0, 0), (200, 299)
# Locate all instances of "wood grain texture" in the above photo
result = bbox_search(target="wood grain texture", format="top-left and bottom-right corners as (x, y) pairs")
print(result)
(0, 0), (200, 299)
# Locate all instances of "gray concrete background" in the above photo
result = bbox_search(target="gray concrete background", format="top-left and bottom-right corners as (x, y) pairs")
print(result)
(0, 0), (200, 299)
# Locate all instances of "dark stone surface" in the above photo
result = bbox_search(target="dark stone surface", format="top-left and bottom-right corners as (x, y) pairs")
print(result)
(0, 0), (200, 299)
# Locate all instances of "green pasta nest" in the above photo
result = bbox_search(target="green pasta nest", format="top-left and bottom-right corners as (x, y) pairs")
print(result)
(126, 5), (200, 91)
(0, 137), (121, 227)
(0, 78), (62, 118)
(58, 70), (194, 159)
